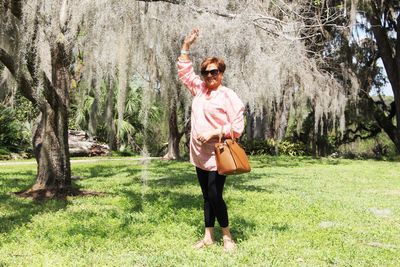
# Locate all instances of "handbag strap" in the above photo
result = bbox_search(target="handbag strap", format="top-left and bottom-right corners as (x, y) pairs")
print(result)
(230, 128), (235, 142)
(218, 126), (224, 143)
(218, 126), (235, 143)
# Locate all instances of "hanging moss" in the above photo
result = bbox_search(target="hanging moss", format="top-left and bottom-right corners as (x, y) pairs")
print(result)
(1, 0), (356, 154)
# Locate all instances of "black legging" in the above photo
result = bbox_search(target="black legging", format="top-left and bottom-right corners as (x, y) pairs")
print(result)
(196, 167), (229, 228)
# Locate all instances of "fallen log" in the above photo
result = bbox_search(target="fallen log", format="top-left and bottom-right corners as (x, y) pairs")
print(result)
(68, 130), (110, 157)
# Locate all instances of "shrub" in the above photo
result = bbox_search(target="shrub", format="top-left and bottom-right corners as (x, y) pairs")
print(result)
(247, 139), (306, 156)
(0, 105), (31, 154)
(0, 148), (10, 160)
(338, 133), (397, 160)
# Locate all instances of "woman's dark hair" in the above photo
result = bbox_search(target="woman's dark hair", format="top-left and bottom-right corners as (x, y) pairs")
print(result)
(200, 57), (226, 74)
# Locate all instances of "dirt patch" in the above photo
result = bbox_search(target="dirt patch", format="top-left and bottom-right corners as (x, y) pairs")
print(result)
(319, 221), (335, 228)
(367, 242), (397, 249)
(15, 187), (106, 201)
(364, 189), (400, 196)
(383, 190), (400, 196)
(368, 207), (392, 218)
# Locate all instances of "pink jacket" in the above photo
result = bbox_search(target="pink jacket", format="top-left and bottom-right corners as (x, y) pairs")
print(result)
(177, 59), (245, 171)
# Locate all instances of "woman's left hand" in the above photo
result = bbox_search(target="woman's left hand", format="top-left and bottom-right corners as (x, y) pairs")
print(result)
(197, 129), (220, 144)
(197, 132), (213, 144)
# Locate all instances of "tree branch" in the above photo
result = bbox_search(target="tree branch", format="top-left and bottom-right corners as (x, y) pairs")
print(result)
(365, 92), (397, 136)
(369, 3), (399, 94)
(341, 123), (381, 144)
(395, 10), (400, 90)
(3, 0), (23, 20)
(137, 0), (323, 40)
(187, 5), (236, 19)
(137, 0), (236, 18)
(0, 47), (37, 105)
(388, 101), (396, 120)
(0, 47), (16, 75)
(136, 0), (182, 4)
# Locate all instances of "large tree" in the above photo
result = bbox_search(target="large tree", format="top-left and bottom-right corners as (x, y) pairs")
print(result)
(0, 0), (141, 197)
(1, 0), (72, 197)
(312, 0), (400, 152)
(365, 1), (400, 151)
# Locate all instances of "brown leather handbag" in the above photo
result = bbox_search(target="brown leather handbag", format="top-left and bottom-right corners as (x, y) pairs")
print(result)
(214, 128), (251, 175)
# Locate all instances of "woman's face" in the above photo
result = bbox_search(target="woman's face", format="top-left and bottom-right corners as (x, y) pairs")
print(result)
(202, 63), (223, 90)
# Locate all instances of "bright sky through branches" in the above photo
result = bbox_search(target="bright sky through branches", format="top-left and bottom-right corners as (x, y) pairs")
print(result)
(352, 13), (394, 97)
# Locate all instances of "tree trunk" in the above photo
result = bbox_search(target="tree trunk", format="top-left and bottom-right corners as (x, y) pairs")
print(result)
(265, 88), (292, 142)
(317, 118), (329, 157)
(105, 78), (117, 150)
(27, 43), (72, 194)
(163, 101), (180, 160)
(266, 88), (292, 155)
(33, 105), (71, 190)
(368, 5), (400, 153)
(246, 109), (255, 150)
(367, 96), (400, 152)
(88, 79), (99, 141)
(253, 106), (269, 140)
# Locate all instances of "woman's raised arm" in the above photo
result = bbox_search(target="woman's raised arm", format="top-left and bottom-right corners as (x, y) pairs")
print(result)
(177, 29), (203, 96)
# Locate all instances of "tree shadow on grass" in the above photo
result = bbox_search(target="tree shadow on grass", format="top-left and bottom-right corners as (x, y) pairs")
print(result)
(119, 189), (145, 214)
(119, 161), (281, 243)
(72, 164), (141, 181)
(270, 222), (290, 232)
(0, 173), (72, 234)
(229, 216), (257, 242)
(0, 175), (35, 191)
(0, 192), (68, 234)
(146, 161), (280, 193)
(71, 164), (142, 195)
(120, 187), (200, 215)
(148, 159), (312, 194)
(0, 159), (286, 242)
(0, 162), (138, 236)
(0, 169), (101, 234)
(252, 155), (353, 168)
(120, 186), (258, 243)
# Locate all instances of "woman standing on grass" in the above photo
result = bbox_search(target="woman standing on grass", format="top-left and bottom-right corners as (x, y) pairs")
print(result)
(177, 29), (245, 252)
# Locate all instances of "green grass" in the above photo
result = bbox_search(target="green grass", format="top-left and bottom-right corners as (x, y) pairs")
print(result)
(0, 156), (399, 266)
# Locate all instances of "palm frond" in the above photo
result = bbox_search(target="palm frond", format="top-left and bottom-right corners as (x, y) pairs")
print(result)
(114, 118), (135, 142)
(75, 95), (94, 126)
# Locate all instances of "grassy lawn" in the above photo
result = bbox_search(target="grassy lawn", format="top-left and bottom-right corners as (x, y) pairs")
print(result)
(0, 156), (399, 266)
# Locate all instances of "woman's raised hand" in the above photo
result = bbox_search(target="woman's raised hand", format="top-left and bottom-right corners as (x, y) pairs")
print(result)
(180, 29), (199, 60)
(184, 28), (199, 47)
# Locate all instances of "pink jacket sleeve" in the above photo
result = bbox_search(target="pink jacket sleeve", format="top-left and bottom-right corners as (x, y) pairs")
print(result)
(223, 90), (245, 139)
(177, 59), (204, 96)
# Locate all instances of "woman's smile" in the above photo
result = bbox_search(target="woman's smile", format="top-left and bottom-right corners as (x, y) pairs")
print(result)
(206, 77), (217, 84)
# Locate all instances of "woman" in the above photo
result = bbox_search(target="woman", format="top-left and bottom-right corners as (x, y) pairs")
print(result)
(177, 29), (245, 252)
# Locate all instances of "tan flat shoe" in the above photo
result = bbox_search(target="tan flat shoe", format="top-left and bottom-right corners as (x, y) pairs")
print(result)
(223, 237), (236, 252)
(192, 239), (214, 250)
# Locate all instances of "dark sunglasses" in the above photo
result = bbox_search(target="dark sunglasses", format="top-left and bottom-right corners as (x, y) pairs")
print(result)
(201, 69), (220, 77)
